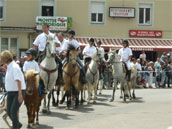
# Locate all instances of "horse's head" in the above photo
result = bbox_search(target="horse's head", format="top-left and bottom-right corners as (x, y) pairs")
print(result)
(25, 70), (39, 96)
(46, 35), (56, 58)
(92, 48), (104, 65)
(67, 44), (78, 67)
(107, 49), (118, 65)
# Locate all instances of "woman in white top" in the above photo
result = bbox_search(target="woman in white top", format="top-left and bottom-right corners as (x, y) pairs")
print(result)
(118, 39), (133, 81)
(0, 50), (26, 129)
(82, 38), (97, 64)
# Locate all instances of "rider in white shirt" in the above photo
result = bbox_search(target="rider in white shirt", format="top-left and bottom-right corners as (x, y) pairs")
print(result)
(61, 30), (87, 84)
(23, 48), (40, 73)
(118, 39), (133, 81)
(96, 41), (105, 79)
(83, 38), (97, 64)
(33, 23), (60, 62)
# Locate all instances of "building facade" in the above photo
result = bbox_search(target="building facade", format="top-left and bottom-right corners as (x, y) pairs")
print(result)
(0, 0), (172, 60)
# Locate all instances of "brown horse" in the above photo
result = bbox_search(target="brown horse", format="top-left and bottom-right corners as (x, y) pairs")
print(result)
(25, 70), (45, 128)
(63, 45), (81, 108)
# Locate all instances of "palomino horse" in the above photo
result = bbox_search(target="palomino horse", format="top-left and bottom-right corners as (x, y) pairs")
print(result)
(25, 70), (45, 128)
(0, 93), (12, 128)
(40, 35), (58, 113)
(86, 49), (104, 104)
(107, 50), (137, 102)
(63, 45), (81, 108)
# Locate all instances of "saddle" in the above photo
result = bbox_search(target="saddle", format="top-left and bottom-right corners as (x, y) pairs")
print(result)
(122, 62), (134, 73)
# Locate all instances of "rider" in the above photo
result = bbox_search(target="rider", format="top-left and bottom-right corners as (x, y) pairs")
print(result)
(118, 39), (133, 81)
(33, 23), (60, 63)
(82, 38), (97, 65)
(61, 30), (87, 84)
(56, 32), (68, 83)
(96, 41), (105, 79)
(23, 48), (40, 73)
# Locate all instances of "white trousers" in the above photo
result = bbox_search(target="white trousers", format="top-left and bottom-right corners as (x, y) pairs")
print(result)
(125, 61), (131, 70)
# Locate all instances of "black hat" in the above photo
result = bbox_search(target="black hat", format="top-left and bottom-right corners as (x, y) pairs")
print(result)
(88, 38), (94, 43)
(68, 30), (75, 35)
(122, 39), (128, 44)
(97, 41), (102, 44)
(26, 48), (37, 57)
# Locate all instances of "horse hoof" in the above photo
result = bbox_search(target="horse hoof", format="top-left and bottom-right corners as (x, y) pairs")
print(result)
(120, 96), (123, 99)
(32, 125), (36, 129)
(27, 124), (31, 128)
(59, 100), (63, 104)
(36, 121), (39, 125)
(110, 99), (114, 102)
(99, 92), (102, 95)
(42, 109), (47, 114)
(133, 94), (136, 99)
(93, 101), (96, 104)
(52, 103), (56, 107)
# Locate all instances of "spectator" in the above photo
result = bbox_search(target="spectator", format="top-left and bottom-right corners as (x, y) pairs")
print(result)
(139, 51), (146, 64)
(155, 64), (161, 88)
(144, 61), (149, 88)
(160, 62), (167, 88)
(148, 62), (153, 88)
(166, 61), (172, 88)
(160, 52), (166, 63)
(0, 50), (26, 129)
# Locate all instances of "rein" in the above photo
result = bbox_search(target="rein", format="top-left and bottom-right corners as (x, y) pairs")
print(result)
(40, 65), (58, 87)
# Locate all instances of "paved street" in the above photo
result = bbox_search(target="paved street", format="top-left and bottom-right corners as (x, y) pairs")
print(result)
(0, 89), (172, 129)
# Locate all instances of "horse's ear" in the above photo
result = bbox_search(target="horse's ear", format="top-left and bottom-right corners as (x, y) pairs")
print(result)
(33, 72), (39, 76)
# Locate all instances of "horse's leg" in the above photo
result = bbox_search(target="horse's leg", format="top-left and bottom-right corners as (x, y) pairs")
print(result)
(42, 96), (47, 113)
(132, 77), (136, 99)
(80, 90), (84, 104)
(56, 87), (60, 106)
(75, 89), (79, 108)
(98, 79), (103, 95)
(66, 91), (71, 108)
(36, 105), (40, 125)
(93, 83), (98, 104)
(122, 82), (127, 102)
(87, 83), (91, 104)
(120, 83), (123, 99)
(31, 107), (36, 128)
(110, 79), (117, 102)
(47, 91), (52, 113)
(52, 88), (56, 106)
(127, 81), (132, 101)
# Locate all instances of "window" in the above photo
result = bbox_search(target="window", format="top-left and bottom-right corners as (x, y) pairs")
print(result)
(41, 0), (54, 16)
(90, 2), (105, 24)
(138, 3), (153, 25)
(0, 0), (4, 20)
(0, 38), (18, 57)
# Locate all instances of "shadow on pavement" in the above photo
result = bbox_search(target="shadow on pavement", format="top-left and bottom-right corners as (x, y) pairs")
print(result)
(37, 124), (54, 129)
(40, 111), (74, 120)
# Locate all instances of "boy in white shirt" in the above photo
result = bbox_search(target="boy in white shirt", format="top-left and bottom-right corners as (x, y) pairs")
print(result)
(23, 48), (40, 73)
(23, 48), (46, 94)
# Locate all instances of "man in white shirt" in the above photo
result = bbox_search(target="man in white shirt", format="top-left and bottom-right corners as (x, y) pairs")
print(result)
(83, 38), (97, 64)
(118, 39), (133, 81)
(33, 23), (60, 63)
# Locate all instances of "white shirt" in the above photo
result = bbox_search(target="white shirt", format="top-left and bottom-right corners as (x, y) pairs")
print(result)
(5, 61), (26, 92)
(118, 47), (133, 62)
(33, 31), (60, 52)
(61, 39), (80, 51)
(83, 45), (97, 59)
(139, 53), (146, 61)
(97, 47), (104, 57)
(136, 63), (142, 71)
(23, 60), (40, 73)
(56, 39), (68, 53)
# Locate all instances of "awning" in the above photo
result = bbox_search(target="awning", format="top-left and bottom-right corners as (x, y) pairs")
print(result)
(76, 37), (172, 52)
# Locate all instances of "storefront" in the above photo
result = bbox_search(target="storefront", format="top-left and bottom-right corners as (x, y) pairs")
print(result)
(76, 37), (172, 61)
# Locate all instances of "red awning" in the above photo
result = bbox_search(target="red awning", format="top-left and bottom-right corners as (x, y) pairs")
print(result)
(76, 37), (172, 52)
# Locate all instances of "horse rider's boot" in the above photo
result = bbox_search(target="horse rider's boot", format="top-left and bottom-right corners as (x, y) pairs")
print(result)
(127, 70), (131, 82)
(40, 79), (47, 94)
(80, 71), (87, 84)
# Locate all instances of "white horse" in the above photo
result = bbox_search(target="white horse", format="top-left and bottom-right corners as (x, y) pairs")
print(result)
(40, 35), (58, 113)
(107, 50), (136, 102)
(86, 50), (104, 104)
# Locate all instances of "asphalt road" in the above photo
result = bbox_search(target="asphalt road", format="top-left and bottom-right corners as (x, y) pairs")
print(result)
(0, 88), (172, 129)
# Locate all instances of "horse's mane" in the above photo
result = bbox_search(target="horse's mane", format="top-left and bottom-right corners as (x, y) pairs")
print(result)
(25, 70), (39, 88)
(67, 44), (76, 58)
